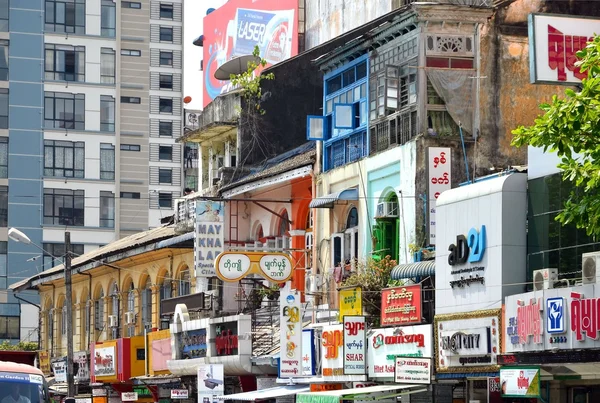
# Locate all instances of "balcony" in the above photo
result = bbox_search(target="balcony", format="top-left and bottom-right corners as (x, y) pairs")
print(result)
(369, 109), (418, 155)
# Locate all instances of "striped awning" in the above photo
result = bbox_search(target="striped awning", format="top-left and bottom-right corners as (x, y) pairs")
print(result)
(309, 187), (359, 208)
(390, 260), (435, 280)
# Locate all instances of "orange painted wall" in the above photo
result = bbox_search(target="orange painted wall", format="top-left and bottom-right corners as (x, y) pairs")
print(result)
(290, 176), (313, 298)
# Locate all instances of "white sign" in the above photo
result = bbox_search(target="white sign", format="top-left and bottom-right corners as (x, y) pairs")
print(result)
(171, 389), (189, 399)
(500, 368), (540, 397)
(394, 357), (431, 384)
(321, 324), (344, 379)
(258, 254), (293, 282)
(195, 201), (224, 277)
(279, 289), (302, 377)
(94, 346), (116, 376)
(51, 360), (66, 383)
(74, 351), (89, 381)
(367, 324), (432, 378)
(302, 330), (315, 376)
(427, 147), (451, 245)
(529, 14), (599, 84)
(437, 315), (500, 370)
(121, 392), (138, 402)
(343, 316), (366, 375)
(198, 364), (224, 401)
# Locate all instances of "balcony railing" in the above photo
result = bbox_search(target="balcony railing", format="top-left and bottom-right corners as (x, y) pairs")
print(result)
(370, 109), (417, 155)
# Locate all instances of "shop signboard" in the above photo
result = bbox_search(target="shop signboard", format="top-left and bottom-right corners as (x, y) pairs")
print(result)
(321, 324), (344, 379)
(302, 329), (316, 376)
(279, 288), (302, 377)
(195, 201), (224, 277)
(74, 351), (90, 381)
(215, 252), (293, 283)
(380, 285), (422, 326)
(499, 367), (540, 398)
(180, 328), (207, 359)
(427, 147), (452, 245)
(94, 346), (116, 376)
(367, 324), (432, 378)
(343, 315), (366, 375)
(488, 376), (502, 403)
(171, 390), (189, 399)
(198, 364), (224, 403)
(528, 14), (599, 85)
(214, 323), (238, 356)
(394, 357), (431, 384)
(339, 286), (362, 317)
(121, 393), (138, 402)
(52, 359), (66, 383)
(435, 310), (501, 372)
(38, 352), (50, 375)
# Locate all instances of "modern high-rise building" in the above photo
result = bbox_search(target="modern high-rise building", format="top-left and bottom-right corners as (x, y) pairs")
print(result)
(5, 0), (183, 342)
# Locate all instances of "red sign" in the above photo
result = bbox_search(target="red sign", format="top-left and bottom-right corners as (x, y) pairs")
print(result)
(215, 328), (238, 355)
(571, 291), (600, 341)
(310, 384), (343, 392)
(202, 0), (299, 107)
(517, 298), (543, 344)
(488, 377), (502, 403)
(547, 25), (590, 82)
(380, 285), (422, 326)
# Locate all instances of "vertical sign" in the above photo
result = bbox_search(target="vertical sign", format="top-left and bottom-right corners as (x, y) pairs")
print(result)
(279, 288), (302, 377)
(195, 201), (224, 277)
(488, 376), (502, 403)
(321, 324), (344, 378)
(339, 286), (362, 317)
(198, 364), (224, 403)
(427, 147), (451, 245)
(343, 316), (366, 375)
(302, 329), (316, 376)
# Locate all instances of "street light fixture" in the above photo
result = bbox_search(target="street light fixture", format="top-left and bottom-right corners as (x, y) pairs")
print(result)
(9, 227), (74, 400)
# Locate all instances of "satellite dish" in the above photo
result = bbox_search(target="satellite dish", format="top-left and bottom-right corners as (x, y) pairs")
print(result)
(214, 54), (261, 80)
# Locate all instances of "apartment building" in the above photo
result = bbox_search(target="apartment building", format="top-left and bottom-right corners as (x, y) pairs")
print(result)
(4, 0), (183, 342)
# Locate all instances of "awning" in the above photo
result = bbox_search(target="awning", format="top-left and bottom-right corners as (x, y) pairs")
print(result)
(217, 385), (310, 401)
(309, 187), (359, 208)
(390, 260), (435, 280)
(297, 384), (425, 403)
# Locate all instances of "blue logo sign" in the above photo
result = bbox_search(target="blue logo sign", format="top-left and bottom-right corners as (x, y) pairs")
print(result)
(286, 294), (295, 304)
(547, 297), (565, 334)
(448, 225), (486, 265)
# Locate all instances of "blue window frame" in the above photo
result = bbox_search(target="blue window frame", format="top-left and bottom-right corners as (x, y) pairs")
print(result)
(333, 103), (355, 130)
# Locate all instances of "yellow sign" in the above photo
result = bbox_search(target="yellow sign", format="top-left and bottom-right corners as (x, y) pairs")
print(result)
(339, 286), (362, 318)
(215, 252), (294, 283)
(38, 351), (50, 375)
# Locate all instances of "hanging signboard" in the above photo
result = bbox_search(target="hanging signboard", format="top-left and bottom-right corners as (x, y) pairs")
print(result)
(381, 285), (422, 326)
(488, 376), (502, 403)
(427, 147), (452, 245)
(52, 359), (67, 383)
(74, 351), (90, 381)
(93, 346), (116, 376)
(500, 367), (540, 398)
(215, 251), (293, 283)
(339, 286), (362, 317)
(343, 315), (366, 375)
(394, 357), (431, 384)
(195, 201), (224, 277)
(322, 324), (344, 379)
(38, 352), (51, 375)
(121, 393), (138, 402)
(279, 288), (302, 377)
(302, 329), (316, 376)
(171, 390), (189, 399)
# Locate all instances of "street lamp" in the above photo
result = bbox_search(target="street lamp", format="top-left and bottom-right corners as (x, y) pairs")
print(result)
(9, 227), (74, 399)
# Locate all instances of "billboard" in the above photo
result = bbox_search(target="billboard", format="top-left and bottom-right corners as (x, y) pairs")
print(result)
(195, 201), (224, 278)
(202, 0), (299, 107)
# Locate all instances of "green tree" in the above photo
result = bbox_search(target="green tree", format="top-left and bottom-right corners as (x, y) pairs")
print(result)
(512, 35), (600, 237)
(0, 341), (38, 351)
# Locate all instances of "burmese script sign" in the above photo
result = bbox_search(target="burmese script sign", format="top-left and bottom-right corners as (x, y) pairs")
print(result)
(381, 285), (422, 326)
(195, 201), (224, 277)
(279, 288), (302, 376)
(215, 251), (293, 283)
(500, 367), (541, 398)
(339, 286), (362, 317)
(394, 357), (431, 385)
(343, 315), (366, 375)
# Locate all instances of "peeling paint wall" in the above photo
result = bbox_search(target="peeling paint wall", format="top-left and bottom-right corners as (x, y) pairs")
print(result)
(304, 0), (393, 49)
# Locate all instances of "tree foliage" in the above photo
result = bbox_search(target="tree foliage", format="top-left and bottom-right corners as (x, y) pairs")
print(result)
(229, 45), (274, 116)
(341, 256), (397, 327)
(512, 35), (600, 237)
(0, 341), (38, 351)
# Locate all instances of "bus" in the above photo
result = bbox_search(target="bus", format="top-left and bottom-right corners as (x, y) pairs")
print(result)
(0, 361), (48, 403)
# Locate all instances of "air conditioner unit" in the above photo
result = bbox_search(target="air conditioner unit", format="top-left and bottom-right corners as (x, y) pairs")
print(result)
(533, 268), (559, 291)
(375, 202), (398, 218)
(305, 271), (322, 294)
(125, 312), (136, 325)
(108, 315), (118, 328)
(582, 252), (600, 284)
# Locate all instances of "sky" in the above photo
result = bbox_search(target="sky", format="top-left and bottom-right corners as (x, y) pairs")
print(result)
(183, 0), (228, 111)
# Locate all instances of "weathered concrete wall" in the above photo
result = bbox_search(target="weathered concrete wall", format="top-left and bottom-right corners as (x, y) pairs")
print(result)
(477, 0), (600, 175)
(304, 0), (393, 49)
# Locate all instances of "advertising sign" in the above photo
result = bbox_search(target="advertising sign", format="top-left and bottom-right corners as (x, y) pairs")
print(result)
(500, 367), (540, 398)
(321, 324), (344, 379)
(121, 393), (138, 402)
(215, 252), (293, 283)
(195, 201), (224, 277)
(202, 0), (299, 107)
(343, 316), (366, 375)
(198, 364), (224, 401)
(339, 286), (362, 317)
(52, 359), (66, 383)
(394, 357), (431, 384)
(367, 324), (433, 378)
(38, 352), (50, 375)
(74, 351), (90, 381)
(180, 328), (207, 359)
(279, 288), (302, 377)
(93, 346), (116, 376)
(302, 329), (316, 376)
(427, 147), (451, 245)
(488, 376), (502, 403)
(171, 390), (189, 399)
(381, 285), (422, 326)
(529, 14), (599, 84)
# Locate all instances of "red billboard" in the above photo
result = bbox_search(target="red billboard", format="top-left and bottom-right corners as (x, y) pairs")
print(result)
(380, 285), (422, 326)
(202, 0), (299, 107)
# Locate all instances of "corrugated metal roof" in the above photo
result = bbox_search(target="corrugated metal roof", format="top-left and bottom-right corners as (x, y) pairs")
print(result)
(10, 225), (180, 291)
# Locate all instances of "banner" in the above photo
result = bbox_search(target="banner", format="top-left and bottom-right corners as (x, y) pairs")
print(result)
(500, 367), (540, 398)
(343, 316), (366, 375)
(279, 288), (302, 377)
(198, 364), (224, 402)
(380, 285), (422, 326)
(339, 286), (362, 317)
(195, 201), (224, 277)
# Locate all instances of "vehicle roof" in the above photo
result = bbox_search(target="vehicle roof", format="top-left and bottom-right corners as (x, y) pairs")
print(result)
(0, 361), (43, 376)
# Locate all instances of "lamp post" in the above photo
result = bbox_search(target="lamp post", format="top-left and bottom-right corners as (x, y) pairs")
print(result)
(9, 228), (74, 399)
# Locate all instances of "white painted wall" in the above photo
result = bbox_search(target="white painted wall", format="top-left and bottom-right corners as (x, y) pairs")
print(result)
(85, 0), (102, 36)
(20, 304), (39, 343)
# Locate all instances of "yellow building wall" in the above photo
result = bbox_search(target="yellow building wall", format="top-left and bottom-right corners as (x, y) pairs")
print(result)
(129, 335), (146, 378)
(38, 248), (193, 358)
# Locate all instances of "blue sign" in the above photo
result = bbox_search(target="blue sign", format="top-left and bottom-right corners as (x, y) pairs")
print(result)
(448, 225), (486, 265)
(180, 329), (208, 359)
(547, 297), (565, 334)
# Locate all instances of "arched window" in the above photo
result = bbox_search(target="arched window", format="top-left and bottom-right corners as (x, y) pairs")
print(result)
(256, 224), (264, 240)
(278, 210), (289, 236)
(110, 282), (120, 338)
(346, 207), (358, 229)
(61, 306), (67, 336)
(178, 267), (190, 296)
(141, 278), (152, 329)
(127, 283), (135, 313)
(47, 309), (54, 351)
(95, 288), (104, 331)
(160, 275), (171, 301)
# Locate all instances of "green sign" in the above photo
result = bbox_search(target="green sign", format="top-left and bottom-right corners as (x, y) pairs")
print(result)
(133, 386), (152, 398)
